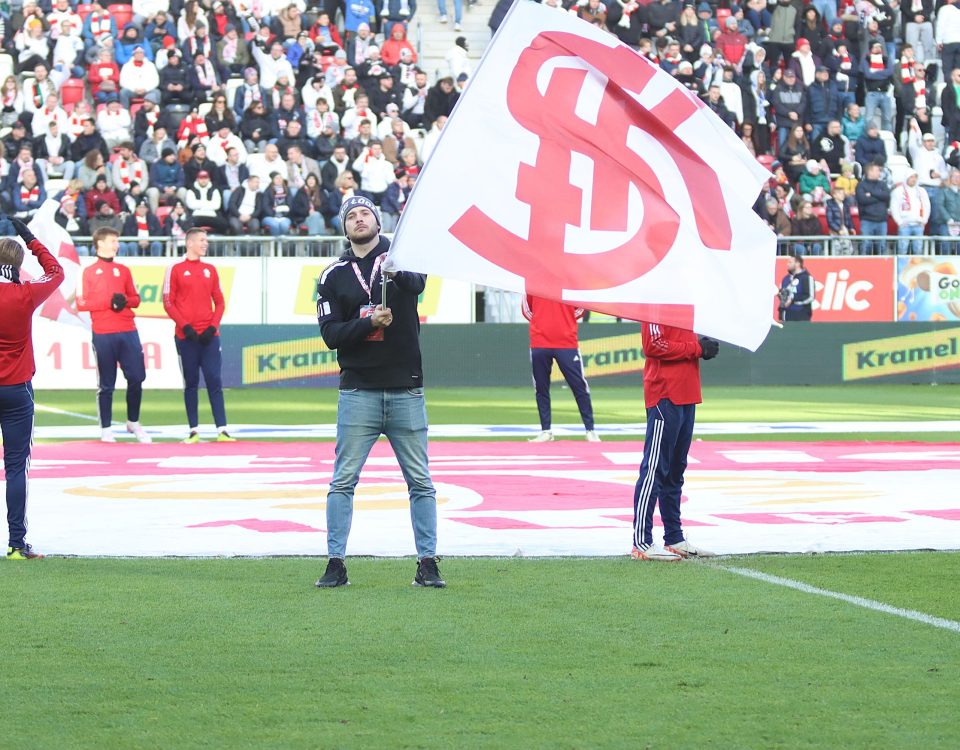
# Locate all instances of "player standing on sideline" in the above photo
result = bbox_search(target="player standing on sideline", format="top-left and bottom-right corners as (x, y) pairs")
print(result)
(313, 195), (445, 589)
(77, 228), (152, 444)
(0, 217), (64, 559)
(631, 323), (719, 561)
(162, 228), (235, 444)
(522, 294), (599, 443)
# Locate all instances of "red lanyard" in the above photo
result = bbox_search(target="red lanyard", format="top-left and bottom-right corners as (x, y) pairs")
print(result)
(351, 254), (384, 302)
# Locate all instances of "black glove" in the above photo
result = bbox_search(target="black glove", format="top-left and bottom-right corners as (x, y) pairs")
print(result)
(10, 217), (36, 245)
(199, 326), (216, 345)
(111, 292), (127, 311)
(183, 324), (199, 342)
(699, 336), (720, 360)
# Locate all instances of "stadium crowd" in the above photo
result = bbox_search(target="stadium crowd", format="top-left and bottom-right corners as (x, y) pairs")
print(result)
(0, 0), (470, 253)
(4, 0), (960, 255)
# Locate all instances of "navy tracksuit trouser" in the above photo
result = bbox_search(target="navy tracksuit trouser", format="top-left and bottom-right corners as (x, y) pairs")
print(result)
(1, 382), (34, 548)
(176, 336), (227, 429)
(632, 398), (696, 550)
(92, 331), (146, 428)
(531, 348), (594, 431)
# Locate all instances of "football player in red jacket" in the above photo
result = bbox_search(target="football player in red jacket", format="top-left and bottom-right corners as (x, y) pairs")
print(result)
(631, 323), (719, 561)
(521, 295), (599, 442)
(0, 217), (64, 559)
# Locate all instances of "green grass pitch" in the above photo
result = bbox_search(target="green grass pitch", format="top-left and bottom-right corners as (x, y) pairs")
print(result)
(6, 384), (960, 747)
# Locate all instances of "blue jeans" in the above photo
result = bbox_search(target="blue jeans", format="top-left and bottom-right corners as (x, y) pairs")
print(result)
(326, 388), (437, 559)
(263, 216), (291, 235)
(859, 219), (888, 255)
(898, 223), (924, 254)
(437, 0), (462, 22)
(810, 0), (836, 25)
(865, 90), (893, 132)
(1, 382), (34, 548)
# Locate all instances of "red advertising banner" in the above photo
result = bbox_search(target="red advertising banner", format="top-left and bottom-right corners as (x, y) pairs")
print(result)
(774, 257), (895, 322)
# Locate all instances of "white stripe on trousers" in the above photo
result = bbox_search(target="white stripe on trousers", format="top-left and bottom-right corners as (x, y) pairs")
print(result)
(633, 416), (664, 549)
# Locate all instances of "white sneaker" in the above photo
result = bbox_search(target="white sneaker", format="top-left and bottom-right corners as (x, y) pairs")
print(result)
(126, 421), (152, 444)
(439, 14), (448, 22)
(585, 430), (601, 442)
(528, 430), (554, 443)
(454, 21), (462, 30)
(101, 427), (116, 443)
(631, 544), (682, 562)
(665, 539), (717, 558)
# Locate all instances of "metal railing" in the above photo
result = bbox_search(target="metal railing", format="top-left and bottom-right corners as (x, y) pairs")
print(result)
(776, 235), (960, 256)
(73, 235), (352, 258)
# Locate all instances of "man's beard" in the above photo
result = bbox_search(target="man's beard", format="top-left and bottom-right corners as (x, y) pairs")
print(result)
(347, 224), (379, 243)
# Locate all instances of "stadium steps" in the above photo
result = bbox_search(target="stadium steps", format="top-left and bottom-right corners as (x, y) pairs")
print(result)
(413, 2), (490, 83)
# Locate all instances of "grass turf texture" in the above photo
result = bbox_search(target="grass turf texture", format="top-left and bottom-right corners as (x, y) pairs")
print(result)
(34, 384), (960, 442)
(2, 554), (957, 749)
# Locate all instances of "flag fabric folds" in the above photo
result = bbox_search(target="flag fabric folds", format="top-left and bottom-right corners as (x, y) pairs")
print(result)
(389, 0), (776, 350)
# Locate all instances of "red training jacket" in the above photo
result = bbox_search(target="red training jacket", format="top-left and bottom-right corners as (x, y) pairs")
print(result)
(162, 258), (225, 339)
(521, 295), (584, 349)
(77, 258), (140, 334)
(641, 322), (703, 408)
(0, 240), (65, 385)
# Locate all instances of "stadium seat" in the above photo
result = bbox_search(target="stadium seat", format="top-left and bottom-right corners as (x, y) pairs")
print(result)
(44, 178), (67, 196)
(165, 103), (192, 129)
(130, 99), (144, 118)
(756, 153), (775, 171)
(76, 3), (95, 20)
(716, 7), (731, 26)
(879, 130), (897, 158)
(849, 206), (860, 233)
(0, 53), (13, 83)
(155, 205), (172, 222)
(108, 3), (134, 30)
(60, 78), (86, 106)
(226, 77), (243, 109)
(813, 205), (828, 235)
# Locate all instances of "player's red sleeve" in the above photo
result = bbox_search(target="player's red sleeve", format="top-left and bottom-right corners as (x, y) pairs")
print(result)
(210, 266), (225, 328)
(25, 239), (64, 309)
(123, 266), (141, 309)
(162, 265), (190, 329)
(521, 294), (533, 322)
(641, 323), (702, 361)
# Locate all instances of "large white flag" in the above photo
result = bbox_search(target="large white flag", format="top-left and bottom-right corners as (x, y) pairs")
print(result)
(389, 0), (776, 350)
(18, 199), (89, 328)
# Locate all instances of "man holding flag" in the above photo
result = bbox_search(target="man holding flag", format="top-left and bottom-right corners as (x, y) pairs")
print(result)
(0, 217), (64, 559)
(313, 196), (445, 589)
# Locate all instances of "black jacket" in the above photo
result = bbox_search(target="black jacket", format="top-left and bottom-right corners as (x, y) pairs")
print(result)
(316, 237), (426, 389)
(226, 185), (265, 218)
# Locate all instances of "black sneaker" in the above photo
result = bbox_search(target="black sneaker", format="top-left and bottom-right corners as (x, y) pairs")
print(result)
(414, 556), (446, 588)
(315, 558), (349, 588)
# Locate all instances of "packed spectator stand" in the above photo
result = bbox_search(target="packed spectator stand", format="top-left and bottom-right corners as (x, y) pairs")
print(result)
(3, 0), (960, 257)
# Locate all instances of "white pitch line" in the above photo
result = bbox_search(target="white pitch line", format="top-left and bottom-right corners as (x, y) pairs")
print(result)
(35, 404), (99, 422)
(721, 566), (960, 634)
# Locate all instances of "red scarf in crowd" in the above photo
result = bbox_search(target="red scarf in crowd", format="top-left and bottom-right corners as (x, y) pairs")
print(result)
(869, 52), (885, 72)
(117, 157), (144, 187)
(20, 184), (40, 204)
(914, 79), (927, 99)
(89, 12), (109, 36)
(900, 58), (916, 84)
(136, 214), (149, 235)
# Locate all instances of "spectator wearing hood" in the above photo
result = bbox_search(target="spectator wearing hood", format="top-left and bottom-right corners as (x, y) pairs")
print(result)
(116, 24), (154, 66)
(381, 23), (417, 65)
(715, 16), (748, 68)
(854, 120), (887, 168)
(890, 170), (930, 254)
